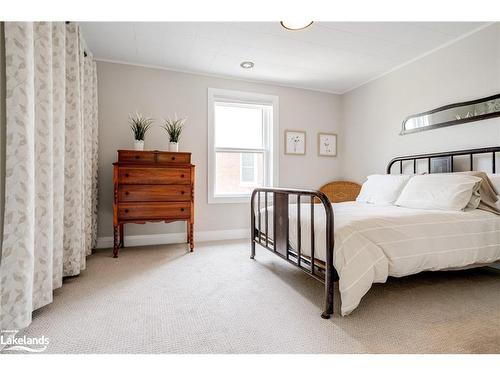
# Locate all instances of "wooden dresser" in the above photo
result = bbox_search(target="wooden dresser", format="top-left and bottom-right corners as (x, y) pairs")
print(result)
(112, 150), (195, 257)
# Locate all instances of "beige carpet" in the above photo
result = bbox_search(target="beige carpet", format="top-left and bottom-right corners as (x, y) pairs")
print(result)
(18, 240), (500, 353)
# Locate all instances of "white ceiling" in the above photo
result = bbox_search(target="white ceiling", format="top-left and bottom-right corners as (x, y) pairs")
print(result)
(80, 22), (488, 94)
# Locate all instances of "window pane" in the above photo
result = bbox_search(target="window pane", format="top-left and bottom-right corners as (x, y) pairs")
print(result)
(241, 153), (254, 168)
(215, 104), (264, 149)
(215, 152), (263, 195)
(240, 153), (255, 183)
(241, 167), (254, 182)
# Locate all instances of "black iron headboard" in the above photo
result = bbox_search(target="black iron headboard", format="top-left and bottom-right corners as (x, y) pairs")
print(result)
(386, 146), (500, 175)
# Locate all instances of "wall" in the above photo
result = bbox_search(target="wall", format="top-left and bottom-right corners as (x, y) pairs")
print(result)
(96, 61), (342, 242)
(342, 23), (500, 183)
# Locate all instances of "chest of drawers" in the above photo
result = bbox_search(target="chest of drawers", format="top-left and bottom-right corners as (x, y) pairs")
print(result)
(113, 150), (195, 257)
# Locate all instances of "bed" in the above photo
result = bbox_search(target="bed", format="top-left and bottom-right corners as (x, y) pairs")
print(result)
(250, 146), (500, 318)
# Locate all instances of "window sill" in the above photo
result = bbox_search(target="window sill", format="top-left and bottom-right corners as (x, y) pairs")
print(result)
(208, 195), (252, 204)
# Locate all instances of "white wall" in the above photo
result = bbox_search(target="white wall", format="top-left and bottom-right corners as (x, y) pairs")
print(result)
(96, 61), (342, 241)
(342, 23), (500, 183)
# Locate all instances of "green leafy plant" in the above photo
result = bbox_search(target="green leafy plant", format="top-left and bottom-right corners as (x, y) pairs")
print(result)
(163, 115), (186, 143)
(129, 112), (154, 141)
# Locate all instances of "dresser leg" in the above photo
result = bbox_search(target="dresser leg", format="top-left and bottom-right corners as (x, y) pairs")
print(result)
(188, 222), (194, 252)
(113, 225), (120, 258)
(119, 223), (124, 248)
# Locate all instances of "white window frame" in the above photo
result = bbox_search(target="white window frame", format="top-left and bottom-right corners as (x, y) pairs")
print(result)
(208, 88), (279, 204)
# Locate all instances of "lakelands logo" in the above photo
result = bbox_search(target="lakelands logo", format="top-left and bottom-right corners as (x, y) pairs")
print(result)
(1, 330), (49, 353)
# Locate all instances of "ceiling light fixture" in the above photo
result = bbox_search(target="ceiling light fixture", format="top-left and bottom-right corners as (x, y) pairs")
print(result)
(240, 61), (254, 69)
(280, 21), (313, 31)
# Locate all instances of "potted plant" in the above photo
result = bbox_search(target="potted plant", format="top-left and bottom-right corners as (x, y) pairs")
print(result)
(129, 112), (154, 151)
(163, 115), (186, 152)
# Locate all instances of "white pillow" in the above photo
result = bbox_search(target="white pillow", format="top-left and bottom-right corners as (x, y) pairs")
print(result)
(395, 174), (482, 211)
(356, 174), (411, 205)
(487, 174), (500, 195)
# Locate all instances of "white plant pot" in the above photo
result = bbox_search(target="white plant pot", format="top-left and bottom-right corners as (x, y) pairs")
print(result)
(134, 140), (144, 151)
(169, 142), (179, 152)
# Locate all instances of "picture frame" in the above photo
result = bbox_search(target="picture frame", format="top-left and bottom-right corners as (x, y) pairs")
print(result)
(317, 133), (337, 157)
(284, 130), (306, 155)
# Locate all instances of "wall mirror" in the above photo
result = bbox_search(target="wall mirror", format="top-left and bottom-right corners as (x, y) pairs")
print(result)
(401, 93), (500, 135)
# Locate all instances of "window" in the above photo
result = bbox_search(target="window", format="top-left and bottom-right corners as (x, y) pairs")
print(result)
(240, 153), (257, 185)
(208, 88), (278, 203)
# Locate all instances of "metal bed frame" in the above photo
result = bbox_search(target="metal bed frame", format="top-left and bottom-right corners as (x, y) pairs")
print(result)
(250, 146), (500, 319)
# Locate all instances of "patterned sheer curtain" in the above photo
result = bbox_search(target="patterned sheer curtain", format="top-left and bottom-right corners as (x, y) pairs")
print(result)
(0, 22), (98, 331)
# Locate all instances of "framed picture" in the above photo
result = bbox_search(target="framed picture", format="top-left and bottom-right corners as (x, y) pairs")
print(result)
(318, 133), (337, 157)
(285, 130), (306, 155)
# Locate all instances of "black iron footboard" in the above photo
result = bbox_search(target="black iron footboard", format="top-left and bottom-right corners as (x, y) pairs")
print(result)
(250, 188), (337, 319)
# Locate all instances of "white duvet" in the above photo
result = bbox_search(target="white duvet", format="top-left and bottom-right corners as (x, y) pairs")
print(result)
(258, 202), (500, 315)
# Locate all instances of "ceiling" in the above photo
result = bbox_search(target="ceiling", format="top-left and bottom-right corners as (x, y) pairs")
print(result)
(80, 22), (488, 94)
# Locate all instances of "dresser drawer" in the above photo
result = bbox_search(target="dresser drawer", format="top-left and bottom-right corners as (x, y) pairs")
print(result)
(119, 202), (191, 220)
(118, 167), (191, 184)
(156, 152), (191, 164)
(119, 185), (191, 202)
(118, 150), (156, 163)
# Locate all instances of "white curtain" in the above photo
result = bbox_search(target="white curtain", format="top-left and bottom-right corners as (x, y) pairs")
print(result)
(0, 22), (98, 331)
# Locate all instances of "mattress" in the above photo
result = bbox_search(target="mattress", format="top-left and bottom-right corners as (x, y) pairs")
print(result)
(258, 202), (500, 315)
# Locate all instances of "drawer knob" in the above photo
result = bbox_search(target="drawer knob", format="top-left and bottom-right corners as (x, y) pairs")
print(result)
(125, 173), (129, 177)
(171, 156), (176, 161)
(180, 208), (185, 212)
(181, 191), (185, 195)
(181, 174), (185, 178)
(135, 155), (140, 159)
(124, 209), (129, 213)
(125, 191), (129, 195)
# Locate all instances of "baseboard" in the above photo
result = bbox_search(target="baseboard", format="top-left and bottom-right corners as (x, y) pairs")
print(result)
(95, 228), (249, 249)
